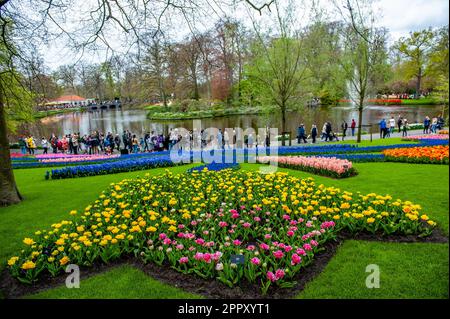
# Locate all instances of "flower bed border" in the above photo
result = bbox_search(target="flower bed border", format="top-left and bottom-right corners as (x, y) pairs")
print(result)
(1, 229), (446, 299)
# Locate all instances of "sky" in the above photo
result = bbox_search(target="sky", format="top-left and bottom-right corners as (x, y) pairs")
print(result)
(40, 0), (449, 71)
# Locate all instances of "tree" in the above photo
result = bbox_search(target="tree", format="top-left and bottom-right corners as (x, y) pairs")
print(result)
(393, 28), (435, 98)
(55, 65), (78, 95)
(335, 0), (388, 143)
(246, 0), (308, 145)
(141, 34), (170, 107)
(1, 45), (34, 205)
(302, 20), (346, 105)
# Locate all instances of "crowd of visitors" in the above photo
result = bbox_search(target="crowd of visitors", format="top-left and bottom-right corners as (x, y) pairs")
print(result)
(378, 114), (445, 138)
(16, 128), (274, 155)
(296, 119), (357, 144)
(15, 114), (447, 155)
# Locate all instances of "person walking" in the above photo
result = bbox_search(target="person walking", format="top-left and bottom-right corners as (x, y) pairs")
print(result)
(321, 123), (327, 141)
(224, 130), (230, 149)
(325, 122), (332, 142)
(423, 116), (430, 134)
(132, 134), (139, 153)
(247, 133), (254, 148)
(18, 136), (27, 155)
(297, 124), (307, 144)
(217, 129), (223, 149)
(311, 124), (318, 144)
(397, 115), (403, 133)
(389, 116), (396, 134)
(402, 119), (409, 137)
(379, 119), (386, 139)
(27, 135), (36, 155)
(350, 119), (356, 136)
(41, 137), (49, 154)
(341, 120), (348, 141)
(50, 134), (58, 153)
(431, 117), (438, 133)
(72, 133), (79, 155)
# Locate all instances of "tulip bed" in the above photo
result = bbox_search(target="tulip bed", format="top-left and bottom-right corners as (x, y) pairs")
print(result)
(48, 156), (179, 179)
(383, 145), (449, 164)
(187, 162), (240, 173)
(317, 154), (386, 162)
(402, 135), (449, 141)
(7, 169), (436, 294)
(258, 156), (356, 178)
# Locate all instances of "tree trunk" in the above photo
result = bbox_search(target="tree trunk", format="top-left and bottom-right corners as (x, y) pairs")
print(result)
(192, 73), (199, 101)
(0, 87), (22, 206)
(357, 103), (363, 143)
(281, 106), (286, 146)
(416, 67), (422, 99)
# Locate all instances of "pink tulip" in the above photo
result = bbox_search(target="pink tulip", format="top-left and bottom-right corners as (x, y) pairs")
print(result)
(267, 271), (277, 282)
(251, 257), (261, 265)
(273, 250), (284, 259)
(291, 254), (302, 265)
(275, 269), (285, 279)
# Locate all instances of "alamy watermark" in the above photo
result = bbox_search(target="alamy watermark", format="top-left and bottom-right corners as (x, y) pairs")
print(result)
(65, 264), (80, 288)
(365, 264), (380, 289)
(168, 120), (280, 173)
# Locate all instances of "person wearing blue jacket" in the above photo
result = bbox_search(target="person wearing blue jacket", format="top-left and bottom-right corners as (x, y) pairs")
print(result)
(379, 119), (387, 139)
(297, 124), (307, 144)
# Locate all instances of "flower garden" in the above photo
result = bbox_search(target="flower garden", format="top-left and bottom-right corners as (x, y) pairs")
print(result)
(5, 169), (436, 294)
(1, 136), (448, 299)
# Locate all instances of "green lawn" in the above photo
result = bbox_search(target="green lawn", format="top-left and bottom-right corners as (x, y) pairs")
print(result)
(0, 161), (448, 299)
(298, 241), (449, 299)
(27, 264), (202, 299)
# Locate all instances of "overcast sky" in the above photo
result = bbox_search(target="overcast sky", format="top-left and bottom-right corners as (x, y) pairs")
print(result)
(41, 0), (449, 71)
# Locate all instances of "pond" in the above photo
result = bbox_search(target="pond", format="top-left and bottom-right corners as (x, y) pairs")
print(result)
(13, 104), (445, 139)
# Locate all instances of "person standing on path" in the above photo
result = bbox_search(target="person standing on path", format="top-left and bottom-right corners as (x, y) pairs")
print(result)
(311, 124), (318, 144)
(379, 119), (386, 139)
(389, 116), (396, 134)
(397, 115), (403, 133)
(423, 116), (430, 134)
(18, 136), (27, 155)
(325, 122), (332, 142)
(72, 133), (79, 155)
(350, 119), (356, 136)
(297, 124), (307, 144)
(402, 119), (409, 137)
(41, 137), (48, 154)
(341, 120), (348, 141)
(224, 130), (230, 149)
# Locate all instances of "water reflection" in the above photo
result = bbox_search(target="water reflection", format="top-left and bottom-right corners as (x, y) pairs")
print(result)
(14, 105), (443, 139)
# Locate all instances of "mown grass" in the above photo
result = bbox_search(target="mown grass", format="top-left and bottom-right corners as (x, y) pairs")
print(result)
(297, 241), (449, 299)
(0, 161), (447, 299)
(26, 265), (202, 299)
